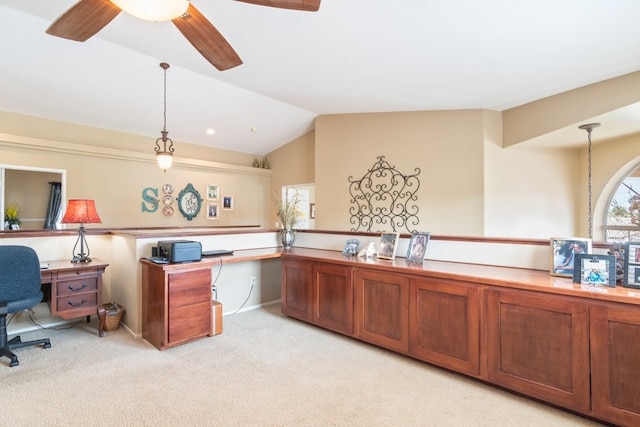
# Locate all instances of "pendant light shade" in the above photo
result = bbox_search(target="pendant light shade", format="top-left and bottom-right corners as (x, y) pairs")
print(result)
(155, 62), (175, 172)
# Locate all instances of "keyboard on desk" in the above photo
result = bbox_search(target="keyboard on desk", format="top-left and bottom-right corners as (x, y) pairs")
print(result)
(202, 249), (234, 257)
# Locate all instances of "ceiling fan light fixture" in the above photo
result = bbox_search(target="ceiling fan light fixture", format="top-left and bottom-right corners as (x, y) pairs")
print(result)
(110, 0), (189, 22)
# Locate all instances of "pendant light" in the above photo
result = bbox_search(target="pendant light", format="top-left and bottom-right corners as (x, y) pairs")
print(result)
(579, 122), (600, 239)
(155, 62), (174, 172)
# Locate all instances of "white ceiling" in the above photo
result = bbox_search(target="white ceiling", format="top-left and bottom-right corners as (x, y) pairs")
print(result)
(1, 0), (640, 156)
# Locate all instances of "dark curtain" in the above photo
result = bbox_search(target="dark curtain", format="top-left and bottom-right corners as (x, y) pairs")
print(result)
(43, 181), (62, 229)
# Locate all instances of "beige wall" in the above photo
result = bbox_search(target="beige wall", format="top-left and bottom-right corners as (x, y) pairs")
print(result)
(503, 71), (640, 146)
(3, 84), (640, 241)
(0, 121), (272, 228)
(267, 130), (315, 226)
(315, 110), (486, 235)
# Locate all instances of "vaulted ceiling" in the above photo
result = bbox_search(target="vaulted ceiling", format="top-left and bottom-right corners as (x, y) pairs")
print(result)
(2, 0), (640, 156)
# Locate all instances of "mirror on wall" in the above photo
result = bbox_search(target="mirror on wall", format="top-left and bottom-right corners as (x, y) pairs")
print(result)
(1, 166), (66, 230)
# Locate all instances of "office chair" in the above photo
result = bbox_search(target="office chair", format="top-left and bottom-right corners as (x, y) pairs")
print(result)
(0, 245), (51, 367)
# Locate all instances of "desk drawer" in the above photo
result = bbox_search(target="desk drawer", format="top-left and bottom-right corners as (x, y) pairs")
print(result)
(56, 277), (98, 296)
(56, 293), (98, 313)
(56, 268), (100, 280)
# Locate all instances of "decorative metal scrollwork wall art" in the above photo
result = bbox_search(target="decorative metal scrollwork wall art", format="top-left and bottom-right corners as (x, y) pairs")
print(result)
(348, 155), (421, 233)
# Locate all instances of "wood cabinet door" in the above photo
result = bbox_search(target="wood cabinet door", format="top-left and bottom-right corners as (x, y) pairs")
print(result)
(409, 277), (480, 376)
(281, 259), (313, 321)
(167, 268), (213, 345)
(485, 289), (590, 413)
(313, 263), (354, 334)
(591, 304), (640, 426)
(354, 269), (409, 353)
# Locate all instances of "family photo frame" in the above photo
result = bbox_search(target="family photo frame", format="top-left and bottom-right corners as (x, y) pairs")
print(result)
(222, 195), (234, 210)
(377, 232), (399, 260)
(206, 184), (219, 200)
(572, 253), (616, 287)
(206, 203), (219, 220)
(623, 241), (640, 289)
(342, 239), (360, 256)
(550, 237), (592, 278)
(406, 232), (431, 265)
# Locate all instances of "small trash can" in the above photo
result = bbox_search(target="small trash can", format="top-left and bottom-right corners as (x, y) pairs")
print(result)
(102, 302), (125, 331)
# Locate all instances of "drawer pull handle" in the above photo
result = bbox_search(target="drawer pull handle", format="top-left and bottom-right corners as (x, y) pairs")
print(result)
(68, 283), (88, 292)
(68, 299), (87, 307)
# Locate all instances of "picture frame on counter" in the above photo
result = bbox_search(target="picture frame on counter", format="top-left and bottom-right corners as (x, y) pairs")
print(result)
(550, 237), (592, 278)
(623, 242), (640, 289)
(377, 232), (399, 260)
(406, 232), (431, 265)
(572, 253), (616, 287)
(342, 239), (360, 256)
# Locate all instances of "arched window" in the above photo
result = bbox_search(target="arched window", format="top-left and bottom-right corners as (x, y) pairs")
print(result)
(605, 163), (640, 242)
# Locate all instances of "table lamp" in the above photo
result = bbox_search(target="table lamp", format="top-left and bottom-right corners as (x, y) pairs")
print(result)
(61, 199), (102, 263)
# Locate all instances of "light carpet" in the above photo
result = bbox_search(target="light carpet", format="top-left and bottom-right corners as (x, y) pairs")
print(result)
(1, 304), (604, 427)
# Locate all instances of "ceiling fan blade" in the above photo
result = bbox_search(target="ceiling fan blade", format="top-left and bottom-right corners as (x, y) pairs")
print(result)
(172, 4), (243, 71)
(46, 0), (121, 42)
(235, 0), (320, 11)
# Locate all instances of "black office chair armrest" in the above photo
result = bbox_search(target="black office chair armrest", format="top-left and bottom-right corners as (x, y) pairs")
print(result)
(0, 301), (7, 316)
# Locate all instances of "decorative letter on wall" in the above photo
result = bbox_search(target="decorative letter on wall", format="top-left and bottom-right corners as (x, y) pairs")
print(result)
(141, 187), (159, 213)
(348, 156), (421, 233)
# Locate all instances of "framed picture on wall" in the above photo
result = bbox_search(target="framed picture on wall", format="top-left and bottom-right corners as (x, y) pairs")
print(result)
(207, 184), (219, 200)
(222, 195), (234, 210)
(206, 203), (219, 220)
(550, 237), (592, 278)
(377, 232), (399, 260)
(406, 232), (431, 265)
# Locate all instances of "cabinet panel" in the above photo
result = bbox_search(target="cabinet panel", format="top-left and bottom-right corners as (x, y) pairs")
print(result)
(409, 277), (479, 376)
(169, 270), (211, 308)
(313, 263), (353, 334)
(485, 289), (590, 413)
(281, 259), (313, 321)
(169, 301), (212, 343)
(355, 269), (409, 353)
(591, 304), (640, 426)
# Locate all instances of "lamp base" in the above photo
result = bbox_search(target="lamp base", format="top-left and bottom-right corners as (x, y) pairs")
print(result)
(71, 255), (92, 263)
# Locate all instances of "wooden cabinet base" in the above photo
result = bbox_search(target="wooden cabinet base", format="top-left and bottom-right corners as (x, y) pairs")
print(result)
(141, 259), (214, 350)
(280, 249), (640, 427)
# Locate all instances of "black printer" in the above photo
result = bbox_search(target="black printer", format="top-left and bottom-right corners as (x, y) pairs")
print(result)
(157, 240), (202, 263)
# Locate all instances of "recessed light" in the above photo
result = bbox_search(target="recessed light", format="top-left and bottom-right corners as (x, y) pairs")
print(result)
(206, 128), (215, 135)
(250, 127), (258, 132)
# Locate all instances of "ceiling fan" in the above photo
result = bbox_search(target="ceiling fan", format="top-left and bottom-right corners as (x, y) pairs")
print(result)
(45, 0), (320, 71)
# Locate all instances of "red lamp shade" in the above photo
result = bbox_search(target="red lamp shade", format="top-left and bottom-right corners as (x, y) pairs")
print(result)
(61, 200), (102, 224)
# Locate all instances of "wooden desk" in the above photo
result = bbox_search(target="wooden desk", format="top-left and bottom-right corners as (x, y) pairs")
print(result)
(40, 259), (109, 336)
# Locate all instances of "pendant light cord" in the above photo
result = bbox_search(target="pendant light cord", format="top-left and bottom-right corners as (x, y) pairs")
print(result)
(579, 123), (600, 240)
(161, 62), (169, 133)
(588, 130), (592, 239)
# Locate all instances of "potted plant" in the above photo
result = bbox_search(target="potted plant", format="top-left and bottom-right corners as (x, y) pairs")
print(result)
(4, 203), (21, 230)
